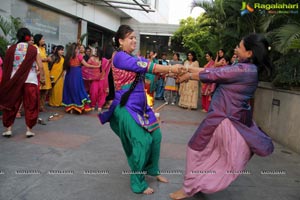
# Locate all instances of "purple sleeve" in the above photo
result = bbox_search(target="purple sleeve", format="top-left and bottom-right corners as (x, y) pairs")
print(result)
(113, 51), (148, 73)
(199, 64), (257, 84)
(140, 57), (148, 62)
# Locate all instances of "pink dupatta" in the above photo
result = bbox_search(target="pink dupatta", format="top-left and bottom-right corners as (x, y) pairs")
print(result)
(82, 56), (101, 80)
(100, 58), (111, 93)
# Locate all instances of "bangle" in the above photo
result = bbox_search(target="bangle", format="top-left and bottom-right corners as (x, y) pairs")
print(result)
(189, 73), (192, 80)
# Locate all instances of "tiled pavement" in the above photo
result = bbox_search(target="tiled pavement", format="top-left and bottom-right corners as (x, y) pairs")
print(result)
(0, 101), (300, 200)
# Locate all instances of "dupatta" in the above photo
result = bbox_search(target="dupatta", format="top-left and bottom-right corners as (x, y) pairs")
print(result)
(0, 44), (37, 110)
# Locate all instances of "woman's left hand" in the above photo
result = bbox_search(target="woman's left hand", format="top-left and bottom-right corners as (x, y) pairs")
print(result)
(176, 73), (190, 83)
(171, 64), (187, 75)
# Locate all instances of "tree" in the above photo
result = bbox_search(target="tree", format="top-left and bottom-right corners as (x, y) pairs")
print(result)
(172, 0), (300, 88)
(0, 16), (23, 56)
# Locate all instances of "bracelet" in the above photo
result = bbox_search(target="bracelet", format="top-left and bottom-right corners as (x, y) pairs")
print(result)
(189, 73), (192, 80)
(168, 65), (172, 73)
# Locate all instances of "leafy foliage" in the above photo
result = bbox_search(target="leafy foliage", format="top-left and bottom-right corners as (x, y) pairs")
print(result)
(272, 51), (300, 87)
(171, 0), (300, 88)
(0, 36), (9, 57)
(0, 16), (23, 57)
(272, 23), (300, 53)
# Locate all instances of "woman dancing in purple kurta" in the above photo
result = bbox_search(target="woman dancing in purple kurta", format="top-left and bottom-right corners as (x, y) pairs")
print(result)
(99, 25), (185, 195)
(170, 33), (274, 199)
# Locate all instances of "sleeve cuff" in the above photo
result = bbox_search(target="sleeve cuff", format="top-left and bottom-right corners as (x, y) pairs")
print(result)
(147, 62), (156, 74)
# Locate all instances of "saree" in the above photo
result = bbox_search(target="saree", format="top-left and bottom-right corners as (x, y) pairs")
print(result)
(49, 57), (64, 106)
(38, 46), (51, 90)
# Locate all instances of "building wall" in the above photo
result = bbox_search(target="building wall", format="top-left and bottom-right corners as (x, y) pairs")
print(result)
(119, 0), (170, 24)
(1, 0), (178, 55)
(9, 0), (78, 49)
(0, 0), (123, 51)
(254, 82), (300, 154)
(121, 18), (179, 55)
(31, 0), (121, 31)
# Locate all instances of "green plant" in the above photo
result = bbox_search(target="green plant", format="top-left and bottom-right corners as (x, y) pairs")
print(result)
(172, 0), (300, 88)
(0, 15), (23, 57)
(0, 36), (9, 57)
(272, 23), (300, 54)
(80, 33), (88, 45)
(272, 51), (300, 88)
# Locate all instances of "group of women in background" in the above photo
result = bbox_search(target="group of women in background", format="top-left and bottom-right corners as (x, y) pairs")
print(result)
(1, 25), (275, 200)
(99, 24), (274, 199)
(33, 38), (110, 114)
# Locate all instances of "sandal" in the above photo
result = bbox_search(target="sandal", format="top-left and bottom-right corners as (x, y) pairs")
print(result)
(37, 118), (46, 125)
(48, 113), (62, 121)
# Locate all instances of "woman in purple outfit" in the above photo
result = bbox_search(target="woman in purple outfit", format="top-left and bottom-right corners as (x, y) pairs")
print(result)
(170, 33), (274, 199)
(99, 25), (185, 195)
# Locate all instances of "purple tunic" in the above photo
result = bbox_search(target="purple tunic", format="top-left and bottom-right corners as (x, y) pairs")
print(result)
(99, 51), (159, 132)
(189, 63), (274, 156)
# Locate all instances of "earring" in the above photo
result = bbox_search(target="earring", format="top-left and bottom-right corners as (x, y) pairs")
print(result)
(119, 44), (123, 50)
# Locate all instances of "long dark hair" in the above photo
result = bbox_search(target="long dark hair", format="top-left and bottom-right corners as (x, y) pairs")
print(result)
(113, 25), (139, 107)
(16, 28), (31, 43)
(113, 25), (134, 50)
(205, 51), (213, 59)
(173, 52), (180, 60)
(187, 50), (197, 62)
(63, 43), (77, 71)
(243, 33), (273, 76)
(33, 34), (43, 47)
(217, 49), (225, 61)
(96, 46), (103, 59)
(53, 45), (64, 64)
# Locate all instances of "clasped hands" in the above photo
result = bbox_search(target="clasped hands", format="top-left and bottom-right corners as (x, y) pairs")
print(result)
(165, 64), (192, 83)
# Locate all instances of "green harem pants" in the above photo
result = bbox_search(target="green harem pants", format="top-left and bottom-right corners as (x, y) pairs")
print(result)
(110, 105), (162, 193)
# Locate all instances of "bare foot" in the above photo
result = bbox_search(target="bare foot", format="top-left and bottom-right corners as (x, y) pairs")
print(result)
(143, 187), (154, 195)
(156, 175), (168, 183)
(169, 188), (188, 199)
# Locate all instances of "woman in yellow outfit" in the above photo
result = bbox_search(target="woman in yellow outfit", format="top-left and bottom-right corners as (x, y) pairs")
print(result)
(49, 45), (65, 107)
(34, 34), (51, 111)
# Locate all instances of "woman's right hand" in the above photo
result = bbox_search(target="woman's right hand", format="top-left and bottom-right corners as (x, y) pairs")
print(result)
(40, 78), (46, 85)
(177, 73), (190, 83)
